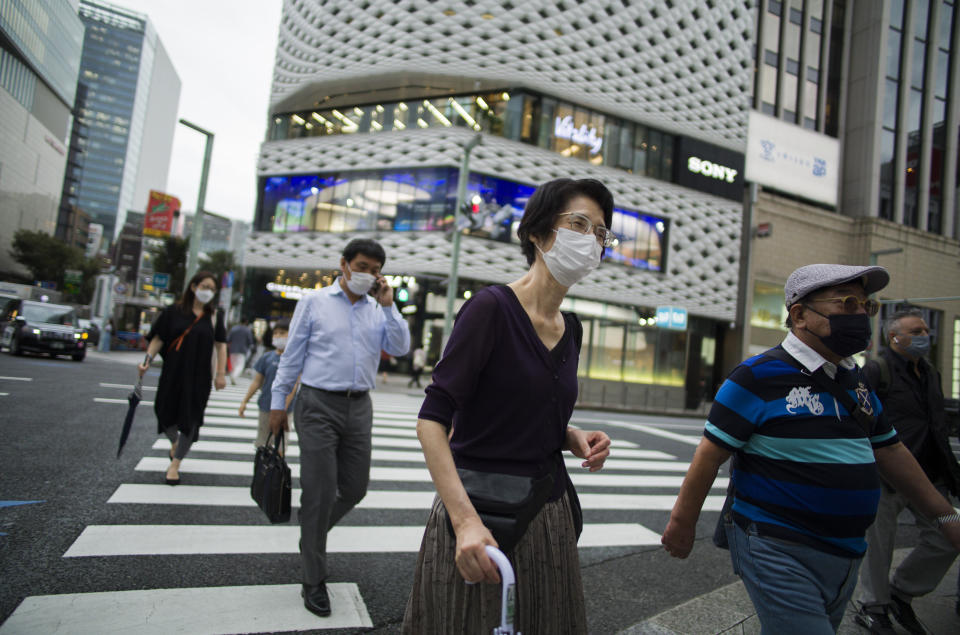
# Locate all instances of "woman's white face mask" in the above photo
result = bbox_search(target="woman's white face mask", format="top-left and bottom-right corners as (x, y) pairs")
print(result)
(537, 227), (602, 287)
(194, 288), (215, 304)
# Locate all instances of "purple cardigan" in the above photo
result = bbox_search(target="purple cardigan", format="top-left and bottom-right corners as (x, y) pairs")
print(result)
(419, 285), (581, 499)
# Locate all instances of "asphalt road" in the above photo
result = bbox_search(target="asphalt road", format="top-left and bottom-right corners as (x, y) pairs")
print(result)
(0, 351), (741, 634)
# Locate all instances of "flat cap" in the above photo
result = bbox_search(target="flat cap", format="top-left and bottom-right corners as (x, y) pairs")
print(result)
(784, 264), (889, 308)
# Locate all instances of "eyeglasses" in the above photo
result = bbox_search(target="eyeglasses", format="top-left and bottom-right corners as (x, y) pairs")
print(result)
(558, 211), (618, 248)
(807, 296), (881, 316)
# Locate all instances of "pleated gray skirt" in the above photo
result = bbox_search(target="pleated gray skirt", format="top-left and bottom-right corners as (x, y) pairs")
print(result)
(401, 493), (587, 635)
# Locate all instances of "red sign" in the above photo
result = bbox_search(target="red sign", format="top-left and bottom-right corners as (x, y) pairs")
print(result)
(144, 190), (180, 237)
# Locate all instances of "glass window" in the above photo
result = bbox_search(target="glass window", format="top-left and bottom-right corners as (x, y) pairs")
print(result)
(552, 102), (574, 156)
(618, 123), (634, 170)
(623, 326), (655, 384)
(911, 39), (928, 88)
(751, 281), (787, 329)
(578, 320), (593, 378)
(935, 48), (949, 97)
(907, 87), (923, 132)
(890, 0), (905, 30)
(520, 94), (537, 142)
(914, 0), (930, 39)
(887, 29), (902, 79)
(761, 61), (779, 110)
(879, 128), (895, 220)
(589, 322), (625, 381)
(603, 119), (621, 168)
(536, 97), (556, 150)
(654, 331), (687, 387)
(883, 78), (900, 129)
(941, 1), (954, 48)
(646, 130), (663, 179)
(633, 125), (649, 175)
(804, 80), (819, 124)
(782, 71), (799, 119)
(952, 318), (959, 398)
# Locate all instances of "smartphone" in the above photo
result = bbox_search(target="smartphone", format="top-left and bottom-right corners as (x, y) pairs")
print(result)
(368, 278), (383, 297)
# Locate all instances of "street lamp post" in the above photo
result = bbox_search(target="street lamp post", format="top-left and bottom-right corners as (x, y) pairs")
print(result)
(442, 133), (484, 346)
(868, 247), (903, 357)
(179, 118), (214, 283)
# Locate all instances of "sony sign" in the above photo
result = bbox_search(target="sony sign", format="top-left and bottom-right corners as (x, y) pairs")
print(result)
(554, 116), (603, 154)
(687, 156), (738, 183)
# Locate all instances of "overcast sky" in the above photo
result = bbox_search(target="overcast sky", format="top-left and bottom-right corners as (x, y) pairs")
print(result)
(112, 0), (283, 224)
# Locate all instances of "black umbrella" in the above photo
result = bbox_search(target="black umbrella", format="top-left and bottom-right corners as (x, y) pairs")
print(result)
(116, 377), (143, 458)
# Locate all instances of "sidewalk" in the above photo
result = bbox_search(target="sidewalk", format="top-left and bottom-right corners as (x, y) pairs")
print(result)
(620, 549), (959, 635)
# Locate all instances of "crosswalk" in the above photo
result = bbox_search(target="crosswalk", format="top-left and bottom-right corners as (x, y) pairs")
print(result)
(1, 381), (716, 634)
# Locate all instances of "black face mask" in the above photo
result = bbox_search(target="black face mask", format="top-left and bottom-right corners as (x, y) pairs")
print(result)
(805, 308), (872, 357)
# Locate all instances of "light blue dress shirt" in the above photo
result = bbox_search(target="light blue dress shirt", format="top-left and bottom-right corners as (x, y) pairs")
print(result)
(270, 280), (411, 410)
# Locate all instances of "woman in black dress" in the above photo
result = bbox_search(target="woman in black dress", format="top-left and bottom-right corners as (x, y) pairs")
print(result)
(138, 271), (227, 484)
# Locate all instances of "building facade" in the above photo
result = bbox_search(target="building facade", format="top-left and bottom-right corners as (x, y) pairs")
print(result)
(0, 0), (84, 278)
(245, 0), (758, 409)
(745, 0), (960, 400)
(57, 0), (180, 243)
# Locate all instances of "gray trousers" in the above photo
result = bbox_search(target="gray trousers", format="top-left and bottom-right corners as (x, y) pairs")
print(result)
(294, 385), (372, 585)
(858, 481), (959, 607)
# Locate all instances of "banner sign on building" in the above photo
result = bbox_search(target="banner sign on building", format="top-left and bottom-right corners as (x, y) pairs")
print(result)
(144, 190), (180, 237)
(745, 111), (840, 206)
(85, 223), (104, 258)
(675, 137), (745, 202)
(656, 305), (688, 330)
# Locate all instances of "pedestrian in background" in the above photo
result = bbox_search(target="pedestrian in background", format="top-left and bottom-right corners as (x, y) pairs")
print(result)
(269, 238), (410, 618)
(661, 264), (960, 634)
(226, 318), (255, 385)
(239, 319), (296, 455)
(138, 270), (227, 485)
(407, 346), (425, 388)
(402, 178), (614, 634)
(855, 309), (960, 634)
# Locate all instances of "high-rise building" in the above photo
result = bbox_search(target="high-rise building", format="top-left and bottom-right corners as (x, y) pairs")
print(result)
(57, 0), (181, 243)
(246, 0), (960, 406)
(0, 0), (84, 277)
(246, 0), (755, 410)
(744, 0), (959, 400)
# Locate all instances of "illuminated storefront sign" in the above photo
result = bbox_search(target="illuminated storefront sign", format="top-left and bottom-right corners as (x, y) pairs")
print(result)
(687, 156), (738, 183)
(554, 116), (603, 154)
(656, 305), (688, 330)
(675, 137), (745, 201)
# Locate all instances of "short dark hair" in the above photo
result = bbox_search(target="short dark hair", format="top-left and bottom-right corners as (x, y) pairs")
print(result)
(273, 318), (291, 332)
(342, 238), (386, 267)
(517, 178), (615, 266)
(883, 308), (923, 341)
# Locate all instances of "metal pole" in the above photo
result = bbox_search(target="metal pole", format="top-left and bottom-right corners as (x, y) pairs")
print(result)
(180, 119), (214, 282)
(442, 134), (483, 346)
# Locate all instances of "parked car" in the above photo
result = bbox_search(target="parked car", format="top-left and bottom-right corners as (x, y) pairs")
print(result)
(78, 318), (101, 346)
(0, 300), (87, 361)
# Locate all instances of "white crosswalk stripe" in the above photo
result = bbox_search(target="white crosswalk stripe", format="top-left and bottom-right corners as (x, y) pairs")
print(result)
(5, 379), (699, 633)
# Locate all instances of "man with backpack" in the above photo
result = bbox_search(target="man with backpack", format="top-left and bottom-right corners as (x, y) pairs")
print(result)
(855, 309), (960, 634)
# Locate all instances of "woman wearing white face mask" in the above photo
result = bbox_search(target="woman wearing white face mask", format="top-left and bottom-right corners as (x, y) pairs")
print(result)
(138, 270), (228, 484)
(402, 178), (615, 634)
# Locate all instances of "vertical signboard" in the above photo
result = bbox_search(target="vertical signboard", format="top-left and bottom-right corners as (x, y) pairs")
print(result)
(144, 190), (181, 237)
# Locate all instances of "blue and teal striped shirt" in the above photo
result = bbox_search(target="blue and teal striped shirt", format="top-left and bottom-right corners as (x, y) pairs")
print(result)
(705, 345), (899, 556)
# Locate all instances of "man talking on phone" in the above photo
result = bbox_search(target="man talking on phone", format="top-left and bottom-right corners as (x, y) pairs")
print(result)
(270, 237), (410, 618)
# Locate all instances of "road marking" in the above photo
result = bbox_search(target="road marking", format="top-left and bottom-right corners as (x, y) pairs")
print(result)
(0, 392), (7, 396)
(0, 376), (32, 381)
(94, 397), (155, 405)
(0, 500), (44, 508)
(108, 484), (720, 512)
(100, 382), (157, 391)
(64, 522), (662, 557)
(152, 441), (689, 472)
(599, 420), (704, 446)
(0, 583), (372, 633)
(133, 457), (725, 489)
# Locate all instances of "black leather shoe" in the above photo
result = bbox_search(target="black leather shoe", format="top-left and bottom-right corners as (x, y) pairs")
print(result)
(889, 594), (926, 634)
(302, 583), (331, 617)
(854, 604), (896, 635)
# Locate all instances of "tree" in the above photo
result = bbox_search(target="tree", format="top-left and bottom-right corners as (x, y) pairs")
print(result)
(9, 230), (104, 303)
(10, 230), (78, 285)
(151, 235), (188, 296)
(199, 249), (236, 281)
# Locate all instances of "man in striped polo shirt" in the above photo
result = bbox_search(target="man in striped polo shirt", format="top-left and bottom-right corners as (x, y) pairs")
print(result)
(661, 264), (960, 634)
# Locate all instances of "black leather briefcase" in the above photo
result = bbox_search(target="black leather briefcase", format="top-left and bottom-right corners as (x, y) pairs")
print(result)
(251, 432), (291, 523)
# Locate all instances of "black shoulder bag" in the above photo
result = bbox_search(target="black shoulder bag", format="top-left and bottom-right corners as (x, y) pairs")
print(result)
(446, 468), (555, 553)
(713, 348), (877, 549)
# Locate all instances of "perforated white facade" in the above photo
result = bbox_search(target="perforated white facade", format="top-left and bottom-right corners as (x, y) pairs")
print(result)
(248, 0), (754, 321)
